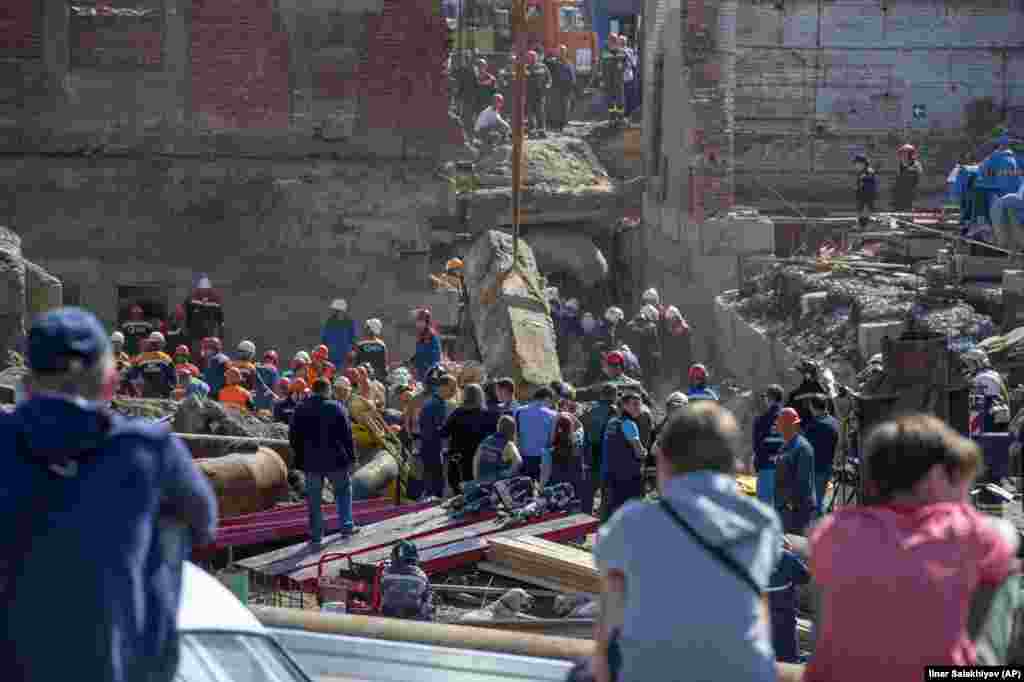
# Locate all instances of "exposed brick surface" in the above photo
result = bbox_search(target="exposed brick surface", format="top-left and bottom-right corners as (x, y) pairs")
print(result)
(0, 0), (40, 56)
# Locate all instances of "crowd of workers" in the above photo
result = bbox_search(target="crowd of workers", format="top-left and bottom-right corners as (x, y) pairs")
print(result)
(8, 290), (1024, 681)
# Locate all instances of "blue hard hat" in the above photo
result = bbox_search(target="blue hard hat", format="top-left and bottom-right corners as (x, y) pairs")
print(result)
(28, 307), (110, 373)
(392, 540), (419, 565)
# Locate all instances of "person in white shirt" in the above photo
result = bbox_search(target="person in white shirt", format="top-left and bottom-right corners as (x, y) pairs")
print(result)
(475, 94), (511, 141)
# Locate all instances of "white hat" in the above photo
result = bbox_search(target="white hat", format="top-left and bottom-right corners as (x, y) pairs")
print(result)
(666, 391), (689, 408)
(197, 275), (212, 289)
(149, 331), (165, 345)
(294, 351), (311, 364)
(640, 304), (659, 321)
(565, 298), (580, 311)
(111, 331), (125, 344)
(544, 287), (559, 301)
(365, 318), (383, 335)
(642, 288), (660, 304)
(605, 306), (624, 323)
(665, 305), (682, 320)
(237, 340), (256, 355)
(330, 299), (348, 312)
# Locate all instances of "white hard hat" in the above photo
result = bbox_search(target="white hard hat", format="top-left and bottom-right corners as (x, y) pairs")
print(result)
(544, 287), (560, 301)
(868, 353), (883, 365)
(365, 318), (383, 335)
(642, 288), (660, 304)
(640, 304), (659, 321)
(237, 340), (256, 355)
(605, 306), (624, 323)
(197, 275), (212, 289)
(330, 299), (348, 312)
(295, 351), (311, 364)
(148, 331), (165, 345)
(666, 391), (689, 408)
(665, 305), (682, 320)
(111, 331), (125, 344)
(565, 298), (580, 311)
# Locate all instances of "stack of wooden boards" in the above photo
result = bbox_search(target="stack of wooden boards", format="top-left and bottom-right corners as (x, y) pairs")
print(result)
(484, 537), (599, 594)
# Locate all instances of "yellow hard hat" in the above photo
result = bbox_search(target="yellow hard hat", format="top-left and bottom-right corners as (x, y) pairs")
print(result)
(446, 258), (464, 271)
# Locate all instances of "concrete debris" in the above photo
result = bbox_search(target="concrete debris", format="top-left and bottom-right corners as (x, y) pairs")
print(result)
(474, 137), (611, 193)
(553, 593), (598, 619)
(172, 395), (289, 442)
(458, 588), (536, 623)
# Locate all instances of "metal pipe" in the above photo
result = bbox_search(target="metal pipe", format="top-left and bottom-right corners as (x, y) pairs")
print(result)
(251, 607), (593, 660)
(431, 584), (562, 597)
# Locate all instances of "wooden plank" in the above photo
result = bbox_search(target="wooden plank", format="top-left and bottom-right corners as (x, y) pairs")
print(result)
(350, 513), (598, 570)
(237, 504), (489, 578)
(478, 562), (596, 596)
(487, 537), (600, 593)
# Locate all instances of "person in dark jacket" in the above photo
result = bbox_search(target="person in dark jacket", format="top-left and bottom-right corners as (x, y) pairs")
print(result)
(546, 45), (576, 131)
(0, 307), (217, 682)
(542, 412), (585, 498)
(774, 408), (817, 535)
(585, 383), (619, 515)
(412, 307), (443, 382)
(600, 34), (626, 125)
(417, 374), (451, 499)
(380, 541), (435, 621)
(893, 143), (923, 211)
(440, 383), (499, 493)
(322, 299), (358, 373)
(753, 384), (786, 507)
(525, 50), (553, 137)
(600, 390), (648, 521)
(492, 377), (520, 416)
(120, 303), (153, 358)
(686, 363), (719, 402)
(802, 394), (839, 515)
(200, 336), (230, 398)
(274, 378), (305, 424)
(787, 359), (835, 424)
(769, 539), (811, 663)
(184, 275), (224, 356)
(854, 153), (879, 228)
(289, 378), (360, 544)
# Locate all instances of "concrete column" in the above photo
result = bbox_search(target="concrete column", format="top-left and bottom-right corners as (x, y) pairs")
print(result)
(163, 0), (190, 128)
(682, 0), (736, 222)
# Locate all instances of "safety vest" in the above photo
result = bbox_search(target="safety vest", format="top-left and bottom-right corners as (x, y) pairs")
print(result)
(219, 384), (252, 412)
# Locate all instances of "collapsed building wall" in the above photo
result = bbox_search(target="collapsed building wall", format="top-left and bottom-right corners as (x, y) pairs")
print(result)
(0, 226), (62, 370)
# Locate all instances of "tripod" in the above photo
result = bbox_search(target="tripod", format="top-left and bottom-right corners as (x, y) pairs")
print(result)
(827, 388), (863, 512)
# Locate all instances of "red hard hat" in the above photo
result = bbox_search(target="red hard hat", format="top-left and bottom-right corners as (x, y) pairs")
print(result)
(174, 304), (185, 321)
(263, 350), (279, 364)
(130, 304), (143, 315)
(777, 407), (801, 427)
(174, 345), (190, 357)
(313, 344), (329, 360)
(605, 351), (624, 366)
(203, 337), (222, 351)
(688, 364), (708, 382)
(899, 144), (916, 152)
(275, 377), (291, 390)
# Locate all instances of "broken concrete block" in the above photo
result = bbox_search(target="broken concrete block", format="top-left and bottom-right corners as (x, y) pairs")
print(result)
(858, 321), (906, 362)
(1004, 270), (1024, 297)
(800, 291), (829, 318)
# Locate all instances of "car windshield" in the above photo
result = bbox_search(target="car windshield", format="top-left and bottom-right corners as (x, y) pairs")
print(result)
(176, 632), (310, 682)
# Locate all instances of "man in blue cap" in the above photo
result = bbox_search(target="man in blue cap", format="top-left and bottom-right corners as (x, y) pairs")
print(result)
(0, 307), (218, 682)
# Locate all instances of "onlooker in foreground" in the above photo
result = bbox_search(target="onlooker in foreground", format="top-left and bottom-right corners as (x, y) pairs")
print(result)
(769, 537), (811, 664)
(289, 378), (360, 545)
(806, 414), (1020, 682)
(0, 307), (217, 682)
(591, 402), (781, 682)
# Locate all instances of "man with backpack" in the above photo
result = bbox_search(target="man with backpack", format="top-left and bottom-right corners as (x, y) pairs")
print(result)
(585, 383), (619, 516)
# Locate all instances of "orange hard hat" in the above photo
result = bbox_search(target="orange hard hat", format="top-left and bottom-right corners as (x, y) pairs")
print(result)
(289, 377), (308, 394)
(225, 367), (242, 385)
(776, 407), (801, 427)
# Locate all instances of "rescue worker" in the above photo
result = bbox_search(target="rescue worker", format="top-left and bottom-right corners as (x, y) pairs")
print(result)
(475, 93), (512, 144)
(218, 367), (254, 412)
(184, 275), (224, 355)
(787, 359), (835, 424)
(173, 344), (199, 378)
(129, 331), (176, 399)
(602, 350), (644, 398)
(803, 394), (839, 515)
(600, 34), (626, 126)
(547, 45), (576, 132)
(474, 414), (523, 483)
(307, 344), (337, 385)
(230, 339), (259, 391)
(353, 318), (388, 384)
(963, 348), (1011, 433)
(650, 391), (689, 449)
(274, 377), (305, 424)
(602, 305), (625, 351)
(322, 299), (358, 372)
(641, 287), (665, 319)
(893, 143), (923, 211)
(200, 337), (230, 398)
(417, 370), (451, 499)
(285, 350), (311, 381)
(272, 376), (290, 402)
(686, 364), (719, 402)
(111, 331), (131, 372)
(524, 50), (552, 137)
(475, 58), (498, 125)
(600, 389), (647, 521)
(621, 35), (639, 118)
(1, 307), (217, 682)
(585, 382), (619, 516)
(493, 376), (519, 416)
(662, 305), (692, 390)
(626, 304), (661, 387)
(254, 350), (280, 411)
(380, 540), (435, 621)
(773, 407), (817, 535)
(165, 305), (188, 352)
(175, 366), (210, 402)
(854, 153), (879, 228)
(289, 377), (360, 544)
(412, 308), (443, 382)
(120, 304), (153, 357)
(980, 133), (1022, 197)
(618, 343), (642, 379)
(753, 384), (785, 507)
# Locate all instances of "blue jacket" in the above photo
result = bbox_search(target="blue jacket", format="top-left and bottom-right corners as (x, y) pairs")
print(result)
(414, 333), (443, 382)
(203, 352), (230, 397)
(322, 315), (358, 368)
(289, 395), (355, 473)
(0, 395), (217, 682)
(769, 548), (811, 614)
(980, 149), (1022, 195)
(380, 562), (434, 621)
(753, 403), (783, 471)
(253, 364), (280, 411)
(418, 391), (449, 459)
(803, 414), (840, 474)
(515, 400), (557, 460)
(687, 385), (719, 402)
(775, 434), (817, 532)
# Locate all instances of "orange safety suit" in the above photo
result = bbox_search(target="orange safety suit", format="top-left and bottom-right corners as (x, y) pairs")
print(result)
(218, 384), (254, 412)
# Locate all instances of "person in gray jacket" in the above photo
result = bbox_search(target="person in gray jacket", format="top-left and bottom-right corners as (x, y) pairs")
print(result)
(591, 401), (782, 682)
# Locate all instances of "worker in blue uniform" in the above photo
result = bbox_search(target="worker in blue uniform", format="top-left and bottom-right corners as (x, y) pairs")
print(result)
(686, 364), (719, 402)
(380, 540), (435, 621)
(774, 407), (817, 535)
